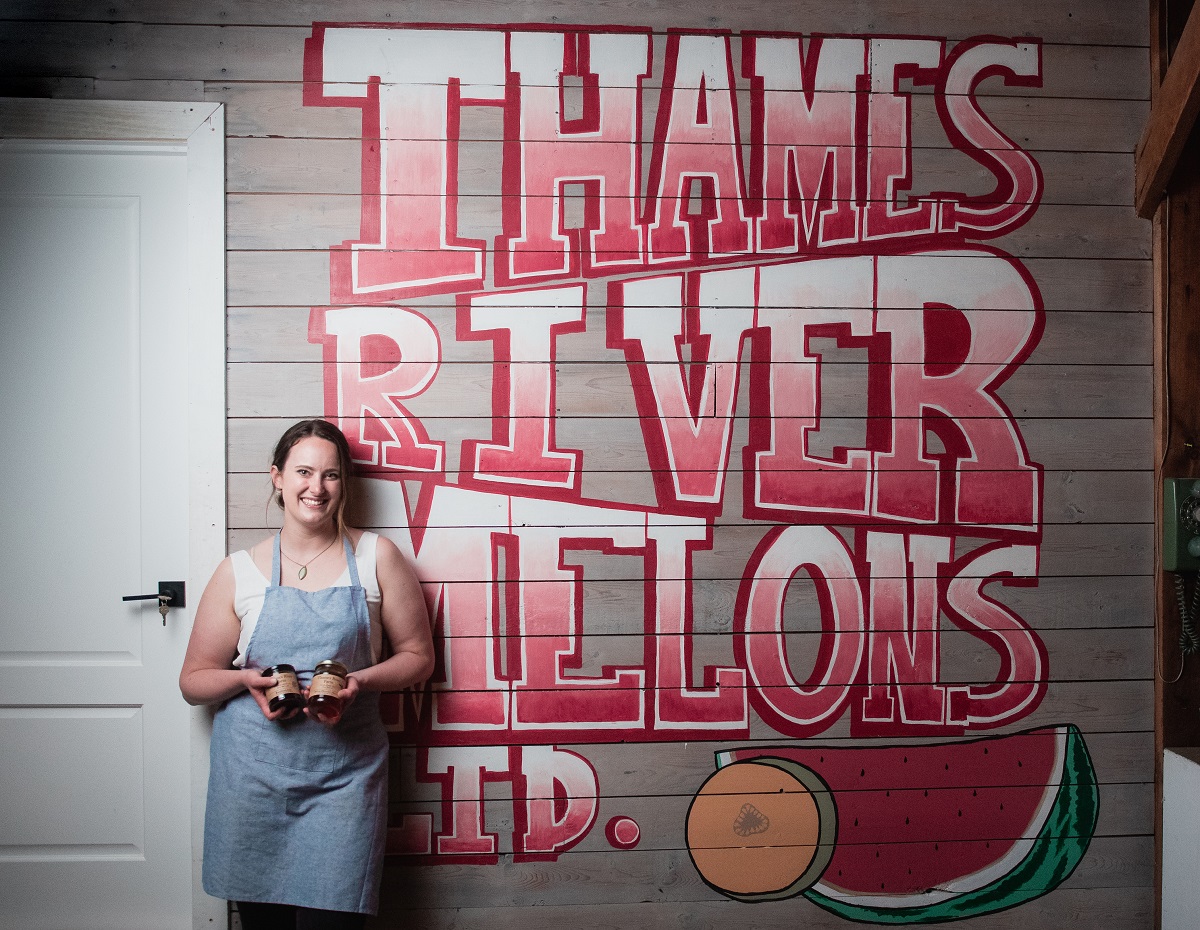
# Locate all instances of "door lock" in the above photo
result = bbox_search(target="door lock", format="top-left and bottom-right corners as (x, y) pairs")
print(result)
(122, 581), (186, 624)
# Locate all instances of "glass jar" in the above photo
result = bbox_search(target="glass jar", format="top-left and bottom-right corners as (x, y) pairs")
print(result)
(308, 660), (348, 722)
(261, 664), (304, 715)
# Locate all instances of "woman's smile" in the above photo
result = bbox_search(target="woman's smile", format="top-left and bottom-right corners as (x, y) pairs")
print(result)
(272, 436), (343, 529)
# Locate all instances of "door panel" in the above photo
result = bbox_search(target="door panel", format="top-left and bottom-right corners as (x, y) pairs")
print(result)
(0, 143), (195, 929)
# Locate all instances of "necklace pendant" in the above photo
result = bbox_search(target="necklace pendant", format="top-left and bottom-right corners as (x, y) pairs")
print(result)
(298, 566), (308, 580)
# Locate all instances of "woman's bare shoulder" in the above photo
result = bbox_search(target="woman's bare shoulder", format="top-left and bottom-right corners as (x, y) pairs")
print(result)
(246, 535), (275, 556)
(242, 534), (278, 577)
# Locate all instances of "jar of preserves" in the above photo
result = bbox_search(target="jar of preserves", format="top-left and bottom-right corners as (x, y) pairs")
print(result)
(261, 664), (304, 716)
(307, 660), (349, 722)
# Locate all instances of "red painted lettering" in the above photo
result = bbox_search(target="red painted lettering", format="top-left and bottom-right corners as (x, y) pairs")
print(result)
(425, 746), (510, 860)
(609, 270), (754, 510)
(872, 251), (1042, 529)
(311, 306), (444, 473)
(751, 256), (878, 517)
(460, 286), (586, 493)
(647, 516), (747, 731)
(513, 746), (599, 859)
(645, 33), (752, 263)
(735, 525), (866, 736)
(744, 35), (863, 251)
(862, 39), (943, 241)
(305, 27), (505, 299)
(858, 532), (952, 731)
(945, 542), (1047, 726)
(498, 31), (650, 283)
(938, 39), (1044, 236)
(509, 498), (645, 732)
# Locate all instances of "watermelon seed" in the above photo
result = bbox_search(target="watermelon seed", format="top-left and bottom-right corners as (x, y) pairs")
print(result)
(854, 818), (859, 827)
(905, 816), (910, 825)
(860, 768), (866, 777)
(957, 809), (962, 817)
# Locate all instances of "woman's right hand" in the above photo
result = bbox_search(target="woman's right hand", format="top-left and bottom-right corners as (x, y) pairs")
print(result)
(244, 669), (300, 721)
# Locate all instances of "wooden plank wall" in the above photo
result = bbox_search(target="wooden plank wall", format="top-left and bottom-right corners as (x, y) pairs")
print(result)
(0, 2), (1155, 927)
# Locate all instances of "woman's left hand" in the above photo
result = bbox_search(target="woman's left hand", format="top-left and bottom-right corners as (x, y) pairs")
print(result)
(305, 673), (360, 726)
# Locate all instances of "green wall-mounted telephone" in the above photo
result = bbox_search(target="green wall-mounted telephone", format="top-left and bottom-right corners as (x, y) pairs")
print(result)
(1163, 478), (1200, 572)
(1164, 478), (1200, 656)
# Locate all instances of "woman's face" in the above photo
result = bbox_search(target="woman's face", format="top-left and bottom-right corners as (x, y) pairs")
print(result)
(271, 436), (343, 532)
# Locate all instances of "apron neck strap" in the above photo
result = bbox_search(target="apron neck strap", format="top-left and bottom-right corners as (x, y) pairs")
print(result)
(271, 532), (283, 587)
(342, 534), (360, 587)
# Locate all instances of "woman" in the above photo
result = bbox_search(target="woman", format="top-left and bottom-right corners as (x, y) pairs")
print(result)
(180, 419), (435, 930)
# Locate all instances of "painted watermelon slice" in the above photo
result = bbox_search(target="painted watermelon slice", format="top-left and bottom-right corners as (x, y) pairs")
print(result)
(710, 724), (1098, 923)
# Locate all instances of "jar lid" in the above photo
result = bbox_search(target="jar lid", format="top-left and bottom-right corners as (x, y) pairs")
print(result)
(314, 660), (348, 677)
(262, 663), (297, 676)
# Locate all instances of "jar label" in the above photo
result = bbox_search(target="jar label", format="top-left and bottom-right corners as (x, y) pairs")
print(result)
(266, 668), (301, 700)
(309, 671), (346, 698)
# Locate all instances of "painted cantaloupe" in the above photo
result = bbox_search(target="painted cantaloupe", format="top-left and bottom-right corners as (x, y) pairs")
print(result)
(691, 724), (1098, 922)
(686, 756), (838, 901)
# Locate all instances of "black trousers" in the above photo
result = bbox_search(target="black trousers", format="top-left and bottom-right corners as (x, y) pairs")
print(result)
(236, 901), (367, 930)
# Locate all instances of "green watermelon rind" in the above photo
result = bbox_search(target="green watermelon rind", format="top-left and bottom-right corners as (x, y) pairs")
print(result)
(800, 724), (1099, 924)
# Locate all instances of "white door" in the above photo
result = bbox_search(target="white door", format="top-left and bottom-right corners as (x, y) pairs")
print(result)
(0, 103), (225, 930)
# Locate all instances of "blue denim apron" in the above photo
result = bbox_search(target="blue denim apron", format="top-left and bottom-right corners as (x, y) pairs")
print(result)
(202, 534), (388, 914)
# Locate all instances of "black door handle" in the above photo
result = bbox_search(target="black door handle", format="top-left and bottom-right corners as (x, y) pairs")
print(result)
(122, 581), (186, 624)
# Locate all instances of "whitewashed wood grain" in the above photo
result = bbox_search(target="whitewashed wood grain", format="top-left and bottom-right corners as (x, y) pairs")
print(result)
(226, 137), (1135, 212)
(222, 191), (1150, 258)
(224, 466), (1151, 528)
(0, 0), (1150, 47)
(367, 833), (1149, 908)
(227, 305), (1151, 366)
(0, 20), (1148, 95)
(368, 886), (1152, 929)
(0, 2), (1159, 925)
(225, 520), (1150, 580)
(225, 248), (1149, 312)
(225, 358), (1150, 421)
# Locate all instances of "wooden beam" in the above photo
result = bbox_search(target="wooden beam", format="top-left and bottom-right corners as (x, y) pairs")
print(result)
(1136, 2), (1200, 218)
(0, 97), (220, 142)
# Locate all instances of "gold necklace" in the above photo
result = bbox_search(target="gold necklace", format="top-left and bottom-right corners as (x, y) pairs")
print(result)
(279, 534), (339, 580)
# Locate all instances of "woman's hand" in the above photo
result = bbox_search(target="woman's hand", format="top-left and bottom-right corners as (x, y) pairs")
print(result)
(247, 669), (301, 722)
(305, 673), (360, 726)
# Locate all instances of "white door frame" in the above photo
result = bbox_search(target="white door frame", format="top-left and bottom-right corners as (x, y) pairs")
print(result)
(0, 97), (227, 929)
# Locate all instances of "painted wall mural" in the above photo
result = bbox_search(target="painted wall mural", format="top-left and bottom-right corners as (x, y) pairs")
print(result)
(301, 21), (1095, 920)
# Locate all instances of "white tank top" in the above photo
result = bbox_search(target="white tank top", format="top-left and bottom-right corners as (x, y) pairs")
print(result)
(229, 531), (383, 668)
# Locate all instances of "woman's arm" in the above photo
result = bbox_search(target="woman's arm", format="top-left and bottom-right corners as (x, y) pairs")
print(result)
(179, 557), (284, 718)
(347, 535), (435, 695)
